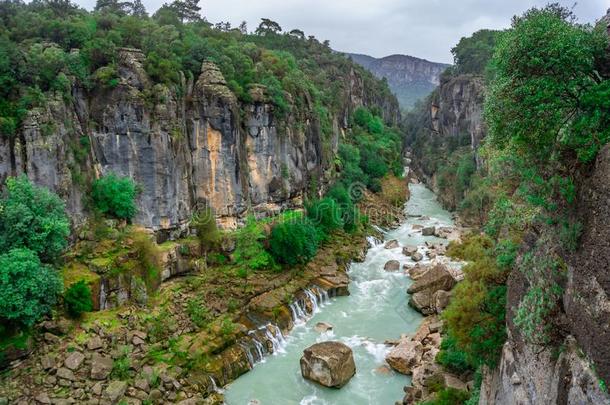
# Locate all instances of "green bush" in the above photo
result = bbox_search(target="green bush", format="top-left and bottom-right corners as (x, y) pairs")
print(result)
(306, 197), (343, 235)
(191, 207), (221, 256)
(0, 248), (63, 327)
(0, 176), (70, 263)
(91, 173), (138, 220)
(326, 184), (358, 232)
(436, 334), (472, 374)
(234, 216), (274, 271)
(269, 218), (319, 266)
(64, 280), (93, 318)
(421, 388), (470, 405)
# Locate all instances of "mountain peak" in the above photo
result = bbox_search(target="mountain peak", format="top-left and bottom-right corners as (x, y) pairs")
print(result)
(344, 52), (450, 108)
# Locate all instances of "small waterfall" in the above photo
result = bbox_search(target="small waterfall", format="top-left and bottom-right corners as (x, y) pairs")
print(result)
(367, 235), (383, 247)
(319, 288), (330, 305)
(263, 324), (286, 354)
(208, 375), (224, 394)
(304, 289), (319, 314)
(250, 333), (266, 361)
(239, 342), (255, 369)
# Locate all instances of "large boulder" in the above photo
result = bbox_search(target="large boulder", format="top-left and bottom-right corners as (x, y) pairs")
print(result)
(407, 265), (456, 294)
(384, 240), (399, 249)
(411, 252), (424, 262)
(385, 340), (423, 375)
(384, 260), (401, 271)
(403, 245), (418, 256)
(300, 341), (356, 388)
(422, 226), (436, 236)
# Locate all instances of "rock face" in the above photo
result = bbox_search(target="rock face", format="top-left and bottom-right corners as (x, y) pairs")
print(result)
(0, 48), (399, 234)
(347, 53), (449, 108)
(300, 342), (356, 388)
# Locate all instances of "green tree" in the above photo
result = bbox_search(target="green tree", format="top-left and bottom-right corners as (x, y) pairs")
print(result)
(0, 248), (63, 328)
(0, 176), (70, 263)
(485, 5), (609, 163)
(191, 207), (221, 261)
(91, 173), (138, 220)
(255, 18), (282, 35)
(451, 29), (500, 75)
(64, 280), (94, 318)
(170, 0), (201, 22)
(269, 219), (319, 266)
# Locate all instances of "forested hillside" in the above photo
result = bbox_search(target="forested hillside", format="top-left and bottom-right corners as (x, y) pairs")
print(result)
(407, 5), (610, 404)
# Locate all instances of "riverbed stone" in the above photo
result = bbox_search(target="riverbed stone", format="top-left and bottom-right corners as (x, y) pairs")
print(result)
(385, 341), (423, 375)
(384, 240), (399, 249)
(402, 246), (418, 256)
(300, 341), (356, 388)
(407, 264), (429, 280)
(384, 260), (401, 271)
(314, 322), (333, 333)
(407, 265), (456, 294)
(422, 226), (435, 236)
(411, 252), (424, 262)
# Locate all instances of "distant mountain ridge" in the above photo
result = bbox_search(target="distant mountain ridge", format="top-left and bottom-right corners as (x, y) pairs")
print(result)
(346, 52), (450, 109)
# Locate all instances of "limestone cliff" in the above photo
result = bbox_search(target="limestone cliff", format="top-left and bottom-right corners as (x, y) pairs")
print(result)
(0, 48), (400, 235)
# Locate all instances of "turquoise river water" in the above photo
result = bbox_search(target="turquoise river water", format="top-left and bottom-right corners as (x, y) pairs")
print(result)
(224, 183), (455, 405)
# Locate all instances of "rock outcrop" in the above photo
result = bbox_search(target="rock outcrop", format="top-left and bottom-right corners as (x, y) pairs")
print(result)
(0, 48), (399, 235)
(300, 341), (356, 388)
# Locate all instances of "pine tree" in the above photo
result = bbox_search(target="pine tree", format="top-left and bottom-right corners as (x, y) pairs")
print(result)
(171, 0), (201, 23)
(94, 0), (131, 15)
(130, 0), (147, 17)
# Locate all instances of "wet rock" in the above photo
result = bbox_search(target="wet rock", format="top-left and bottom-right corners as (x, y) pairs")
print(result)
(300, 341), (356, 388)
(422, 226), (436, 236)
(90, 354), (113, 380)
(314, 322), (333, 333)
(402, 246), (418, 256)
(411, 252), (424, 262)
(104, 381), (127, 404)
(64, 351), (85, 371)
(385, 341), (423, 375)
(375, 365), (393, 375)
(409, 291), (437, 315)
(384, 240), (399, 249)
(384, 260), (401, 272)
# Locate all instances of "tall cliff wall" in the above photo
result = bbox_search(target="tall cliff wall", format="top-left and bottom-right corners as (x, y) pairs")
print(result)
(0, 48), (400, 236)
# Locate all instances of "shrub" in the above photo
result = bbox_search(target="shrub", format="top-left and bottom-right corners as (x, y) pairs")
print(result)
(186, 296), (210, 328)
(64, 280), (93, 318)
(269, 218), (319, 266)
(306, 198), (343, 235)
(0, 248), (63, 327)
(421, 388), (470, 405)
(436, 334), (472, 374)
(0, 176), (70, 263)
(191, 207), (221, 256)
(91, 173), (138, 220)
(326, 184), (358, 232)
(234, 216), (273, 271)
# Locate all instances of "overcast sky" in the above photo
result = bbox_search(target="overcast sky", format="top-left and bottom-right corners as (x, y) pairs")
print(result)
(75, 0), (610, 63)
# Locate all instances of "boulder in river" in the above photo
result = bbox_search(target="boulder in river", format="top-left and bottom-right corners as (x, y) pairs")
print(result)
(314, 322), (333, 333)
(385, 340), (423, 375)
(411, 252), (424, 262)
(384, 239), (399, 249)
(422, 226), (436, 236)
(300, 341), (356, 388)
(402, 245), (418, 256)
(384, 260), (401, 271)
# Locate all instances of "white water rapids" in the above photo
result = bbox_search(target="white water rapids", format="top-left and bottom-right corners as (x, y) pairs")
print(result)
(224, 183), (456, 405)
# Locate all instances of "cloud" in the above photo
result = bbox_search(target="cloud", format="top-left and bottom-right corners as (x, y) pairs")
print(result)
(74, 0), (609, 63)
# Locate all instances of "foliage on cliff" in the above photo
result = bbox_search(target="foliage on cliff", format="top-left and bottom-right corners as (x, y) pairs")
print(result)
(0, 0), (396, 140)
(417, 4), (610, 397)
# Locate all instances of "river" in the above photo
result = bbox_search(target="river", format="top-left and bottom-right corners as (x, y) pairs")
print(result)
(224, 183), (455, 405)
